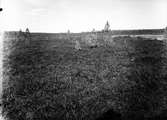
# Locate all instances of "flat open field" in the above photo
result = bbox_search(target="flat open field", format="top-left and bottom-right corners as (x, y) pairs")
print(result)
(2, 33), (167, 120)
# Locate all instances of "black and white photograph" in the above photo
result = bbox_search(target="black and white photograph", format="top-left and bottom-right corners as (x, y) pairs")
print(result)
(0, 0), (167, 120)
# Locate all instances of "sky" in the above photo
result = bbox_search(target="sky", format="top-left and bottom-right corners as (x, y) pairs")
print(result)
(0, 0), (167, 33)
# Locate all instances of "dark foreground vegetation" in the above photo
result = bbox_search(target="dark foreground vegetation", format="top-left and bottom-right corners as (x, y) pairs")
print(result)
(2, 36), (167, 120)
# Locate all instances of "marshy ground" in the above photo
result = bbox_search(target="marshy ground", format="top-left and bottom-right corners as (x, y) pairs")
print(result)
(2, 35), (167, 120)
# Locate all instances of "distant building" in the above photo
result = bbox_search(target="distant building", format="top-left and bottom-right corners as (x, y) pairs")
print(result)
(25, 28), (31, 37)
(25, 28), (30, 34)
(104, 21), (110, 32)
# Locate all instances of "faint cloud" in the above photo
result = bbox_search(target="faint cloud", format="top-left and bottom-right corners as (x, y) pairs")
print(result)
(23, 0), (58, 7)
(27, 8), (48, 16)
(32, 8), (47, 14)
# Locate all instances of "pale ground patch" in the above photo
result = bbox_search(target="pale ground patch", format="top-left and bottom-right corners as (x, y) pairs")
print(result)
(112, 35), (164, 40)
(0, 114), (5, 120)
(0, 107), (5, 120)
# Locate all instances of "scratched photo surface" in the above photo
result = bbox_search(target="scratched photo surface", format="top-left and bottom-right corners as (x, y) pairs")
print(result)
(1, 0), (167, 120)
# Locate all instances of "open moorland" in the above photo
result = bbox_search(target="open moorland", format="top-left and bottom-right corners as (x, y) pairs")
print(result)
(2, 31), (167, 120)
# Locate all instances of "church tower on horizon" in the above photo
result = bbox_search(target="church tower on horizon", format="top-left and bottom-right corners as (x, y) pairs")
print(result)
(104, 21), (110, 32)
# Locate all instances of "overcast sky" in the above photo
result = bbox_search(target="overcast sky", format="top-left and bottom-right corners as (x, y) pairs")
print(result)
(0, 0), (167, 33)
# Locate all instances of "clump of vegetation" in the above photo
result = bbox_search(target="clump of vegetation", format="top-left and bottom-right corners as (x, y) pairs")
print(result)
(83, 33), (99, 48)
(163, 27), (167, 40)
(74, 40), (81, 50)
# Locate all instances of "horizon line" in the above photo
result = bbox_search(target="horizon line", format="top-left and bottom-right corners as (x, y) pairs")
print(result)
(2, 28), (165, 34)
